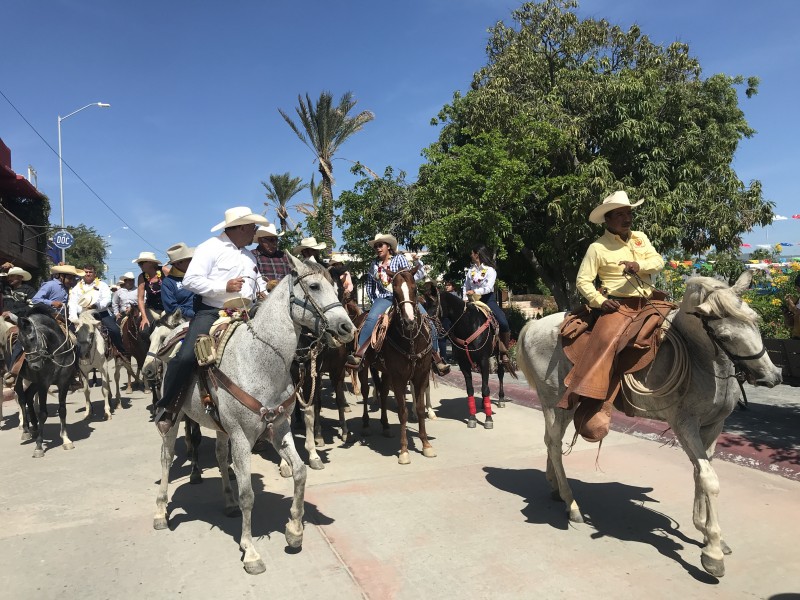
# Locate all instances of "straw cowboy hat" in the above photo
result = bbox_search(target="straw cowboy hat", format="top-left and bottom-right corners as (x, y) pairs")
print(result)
(121, 271), (136, 280)
(51, 264), (84, 277)
(7, 266), (31, 281)
(293, 237), (327, 254)
(210, 206), (269, 232)
(252, 223), (284, 243)
(367, 233), (398, 253)
(166, 242), (195, 264)
(132, 251), (161, 265)
(589, 190), (645, 224)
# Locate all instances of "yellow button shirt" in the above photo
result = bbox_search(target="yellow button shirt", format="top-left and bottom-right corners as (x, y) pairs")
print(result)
(576, 229), (664, 308)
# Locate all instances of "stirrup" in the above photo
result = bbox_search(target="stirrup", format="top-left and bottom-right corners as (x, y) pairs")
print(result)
(433, 362), (451, 376)
(3, 372), (16, 388)
(345, 354), (363, 371)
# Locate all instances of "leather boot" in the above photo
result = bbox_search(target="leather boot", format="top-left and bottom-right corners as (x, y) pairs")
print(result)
(345, 339), (372, 371)
(432, 352), (450, 376)
(499, 331), (514, 369)
(3, 354), (25, 388)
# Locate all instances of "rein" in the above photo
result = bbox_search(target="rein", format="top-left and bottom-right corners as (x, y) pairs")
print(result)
(24, 319), (76, 369)
(428, 288), (494, 369)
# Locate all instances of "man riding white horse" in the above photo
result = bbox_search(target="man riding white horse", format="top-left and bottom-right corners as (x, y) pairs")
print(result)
(68, 263), (126, 355)
(155, 206), (268, 434)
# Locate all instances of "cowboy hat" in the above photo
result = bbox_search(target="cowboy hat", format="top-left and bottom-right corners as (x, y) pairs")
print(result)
(51, 264), (84, 277)
(222, 296), (252, 311)
(210, 207), (269, 232)
(121, 271), (136, 280)
(253, 223), (285, 242)
(78, 295), (94, 309)
(589, 190), (645, 224)
(367, 233), (398, 253)
(292, 237), (327, 255)
(132, 251), (161, 265)
(166, 242), (195, 264)
(7, 266), (31, 281)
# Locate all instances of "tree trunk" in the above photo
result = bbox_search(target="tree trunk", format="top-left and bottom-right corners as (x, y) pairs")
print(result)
(521, 246), (576, 311)
(318, 161), (334, 251)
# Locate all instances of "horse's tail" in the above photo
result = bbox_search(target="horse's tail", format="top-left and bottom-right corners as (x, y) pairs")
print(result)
(515, 319), (539, 392)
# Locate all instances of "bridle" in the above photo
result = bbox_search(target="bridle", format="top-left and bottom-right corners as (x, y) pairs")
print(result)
(22, 319), (76, 369)
(688, 312), (767, 371)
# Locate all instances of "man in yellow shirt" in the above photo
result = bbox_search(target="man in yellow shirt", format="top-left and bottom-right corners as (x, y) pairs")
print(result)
(560, 190), (665, 441)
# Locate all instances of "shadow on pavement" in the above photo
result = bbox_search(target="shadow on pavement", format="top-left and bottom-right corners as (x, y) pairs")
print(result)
(721, 401), (800, 462)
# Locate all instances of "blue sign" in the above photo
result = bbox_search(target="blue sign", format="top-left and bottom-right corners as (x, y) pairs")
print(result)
(52, 230), (75, 250)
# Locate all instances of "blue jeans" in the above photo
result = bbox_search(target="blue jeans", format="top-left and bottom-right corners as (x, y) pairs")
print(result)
(358, 297), (438, 353)
(478, 292), (510, 333)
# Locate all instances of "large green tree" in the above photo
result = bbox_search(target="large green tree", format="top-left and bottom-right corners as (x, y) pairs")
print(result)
(279, 91), (374, 250)
(261, 172), (308, 233)
(63, 224), (107, 278)
(411, 0), (773, 309)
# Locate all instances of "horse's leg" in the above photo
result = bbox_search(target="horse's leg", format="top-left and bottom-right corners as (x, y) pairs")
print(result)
(497, 358), (506, 408)
(301, 374), (323, 470)
(214, 430), (238, 515)
(542, 404), (582, 523)
(480, 358), (493, 430)
(334, 372), (353, 445)
(379, 374), (391, 437)
(100, 360), (114, 419)
(153, 418), (180, 530)
(698, 421), (732, 556)
(459, 359), (477, 428)
(57, 382), (74, 450)
(273, 420), (306, 552)
(228, 431), (264, 575)
(425, 382), (436, 420)
(671, 423), (725, 577)
(393, 378), (410, 464)
(185, 417), (203, 484)
(414, 375), (436, 459)
(359, 367), (371, 436)
(31, 383), (47, 458)
(313, 374), (325, 447)
(81, 367), (93, 420)
(17, 379), (31, 441)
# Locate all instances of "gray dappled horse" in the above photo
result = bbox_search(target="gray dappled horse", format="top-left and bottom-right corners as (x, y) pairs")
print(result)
(74, 310), (116, 420)
(517, 271), (781, 578)
(16, 305), (80, 458)
(153, 260), (354, 574)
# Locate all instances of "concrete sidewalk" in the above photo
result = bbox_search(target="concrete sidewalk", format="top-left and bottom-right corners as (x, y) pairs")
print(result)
(0, 380), (798, 599)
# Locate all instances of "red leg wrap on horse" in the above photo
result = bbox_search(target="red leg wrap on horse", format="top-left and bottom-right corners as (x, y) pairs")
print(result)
(483, 396), (492, 417)
(467, 395), (476, 416)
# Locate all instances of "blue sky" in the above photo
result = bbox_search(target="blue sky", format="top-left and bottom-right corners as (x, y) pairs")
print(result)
(2, 0), (799, 281)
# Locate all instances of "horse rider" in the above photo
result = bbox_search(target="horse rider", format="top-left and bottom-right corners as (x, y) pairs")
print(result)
(112, 272), (139, 320)
(161, 243), (196, 318)
(345, 233), (450, 376)
(784, 272), (800, 340)
(0, 263), (36, 317)
(252, 223), (292, 292)
(68, 263), (126, 355)
(463, 245), (514, 370)
(293, 237), (326, 263)
(154, 206), (268, 434)
(133, 251), (165, 331)
(3, 264), (81, 388)
(558, 190), (665, 436)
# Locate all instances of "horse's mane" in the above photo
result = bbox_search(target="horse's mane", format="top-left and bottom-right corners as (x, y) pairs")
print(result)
(684, 276), (755, 322)
(25, 303), (57, 319)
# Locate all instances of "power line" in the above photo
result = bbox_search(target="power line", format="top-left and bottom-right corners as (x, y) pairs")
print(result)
(0, 87), (162, 253)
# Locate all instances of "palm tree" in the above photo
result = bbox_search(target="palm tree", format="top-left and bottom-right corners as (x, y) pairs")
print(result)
(279, 91), (374, 249)
(261, 172), (308, 233)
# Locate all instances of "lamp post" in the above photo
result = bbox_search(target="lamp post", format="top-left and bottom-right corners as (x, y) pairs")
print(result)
(57, 101), (111, 262)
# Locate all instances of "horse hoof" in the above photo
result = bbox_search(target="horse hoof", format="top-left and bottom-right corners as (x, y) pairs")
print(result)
(32, 448), (44, 458)
(701, 553), (725, 577)
(243, 559), (266, 575)
(498, 400), (506, 408)
(398, 451), (410, 465)
(426, 409), (437, 420)
(422, 447), (437, 458)
(279, 465), (293, 478)
(344, 404), (351, 413)
(309, 457), (324, 471)
(225, 506), (242, 518)
(484, 417), (494, 430)
(467, 417), (477, 429)
(721, 540), (733, 555)
(190, 472), (203, 485)
(285, 521), (303, 548)
(104, 413), (112, 421)
(63, 442), (74, 450)
(20, 432), (31, 442)
(314, 438), (324, 448)
(568, 509), (584, 524)
(153, 517), (170, 530)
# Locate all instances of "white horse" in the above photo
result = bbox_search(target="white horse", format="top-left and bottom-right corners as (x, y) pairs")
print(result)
(516, 271), (781, 578)
(74, 311), (116, 420)
(154, 260), (355, 574)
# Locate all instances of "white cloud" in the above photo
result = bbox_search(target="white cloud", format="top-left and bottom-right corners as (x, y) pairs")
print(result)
(773, 215), (789, 221)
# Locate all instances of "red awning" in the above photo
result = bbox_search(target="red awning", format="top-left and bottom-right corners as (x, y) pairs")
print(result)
(0, 138), (45, 201)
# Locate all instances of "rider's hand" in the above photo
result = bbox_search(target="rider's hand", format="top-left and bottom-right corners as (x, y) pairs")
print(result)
(226, 277), (244, 293)
(51, 301), (63, 309)
(140, 318), (149, 331)
(618, 260), (640, 274)
(600, 298), (620, 313)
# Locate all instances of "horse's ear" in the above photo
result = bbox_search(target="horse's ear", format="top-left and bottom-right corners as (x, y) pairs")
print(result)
(693, 302), (715, 318)
(287, 252), (304, 272)
(731, 269), (753, 296)
(17, 316), (32, 335)
(169, 309), (183, 326)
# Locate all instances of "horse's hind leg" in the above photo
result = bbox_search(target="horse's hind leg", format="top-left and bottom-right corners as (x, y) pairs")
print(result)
(100, 362), (114, 419)
(81, 370), (93, 420)
(480, 359), (493, 429)
(413, 379), (436, 460)
(273, 420), (306, 551)
(185, 418), (202, 484)
(16, 380), (32, 440)
(154, 420), (180, 530)
(214, 431), (238, 515)
(57, 385), (74, 450)
(542, 405), (582, 522)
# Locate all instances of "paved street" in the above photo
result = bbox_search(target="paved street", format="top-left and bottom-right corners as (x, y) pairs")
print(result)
(0, 376), (798, 599)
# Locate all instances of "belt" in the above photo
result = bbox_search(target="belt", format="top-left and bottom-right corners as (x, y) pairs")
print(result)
(95, 309), (112, 320)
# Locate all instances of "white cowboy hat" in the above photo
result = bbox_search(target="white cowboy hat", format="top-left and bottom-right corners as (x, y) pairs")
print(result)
(121, 271), (136, 280)
(7, 266), (31, 281)
(51, 264), (85, 277)
(589, 190), (645, 224)
(292, 237), (327, 255)
(367, 233), (398, 253)
(132, 251), (161, 265)
(222, 296), (252, 311)
(78, 295), (94, 309)
(253, 223), (285, 242)
(166, 242), (195, 264)
(210, 207), (269, 232)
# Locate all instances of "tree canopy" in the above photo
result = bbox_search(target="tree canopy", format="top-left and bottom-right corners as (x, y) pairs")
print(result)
(409, 0), (773, 309)
(64, 224), (107, 278)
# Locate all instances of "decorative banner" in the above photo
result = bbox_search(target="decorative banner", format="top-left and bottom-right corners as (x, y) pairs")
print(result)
(757, 244), (772, 248)
(779, 242), (794, 246)
(793, 214), (800, 219)
(740, 243), (752, 248)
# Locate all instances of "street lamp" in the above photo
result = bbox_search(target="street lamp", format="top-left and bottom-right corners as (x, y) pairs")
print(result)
(57, 101), (111, 262)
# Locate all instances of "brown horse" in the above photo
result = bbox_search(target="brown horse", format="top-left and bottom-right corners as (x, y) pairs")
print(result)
(120, 305), (160, 406)
(358, 268), (436, 464)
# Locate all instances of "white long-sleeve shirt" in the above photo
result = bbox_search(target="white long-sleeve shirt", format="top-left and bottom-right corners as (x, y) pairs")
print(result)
(68, 278), (112, 322)
(183, 232), (265, 309)
(463, 263), (497, 299)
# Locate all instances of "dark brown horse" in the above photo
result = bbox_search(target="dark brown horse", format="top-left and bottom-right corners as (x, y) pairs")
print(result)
(358, 268), (436, 464)
(120, 305), (160, 407)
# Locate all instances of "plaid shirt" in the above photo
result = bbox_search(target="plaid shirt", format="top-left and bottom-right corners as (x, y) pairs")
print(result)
(365, 253), (410, 303)
(252, 248), (293, 284)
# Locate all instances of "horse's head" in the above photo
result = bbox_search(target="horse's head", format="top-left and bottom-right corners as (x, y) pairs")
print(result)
(419, 281), (440, 314)
(286, 261), (355, 346)
(142, 309), (187, 379)
(74, 310), (101, 360)
(16, 307), (62, 373)
(683, 270), (782, 387)
(387, 267), (419, 325)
